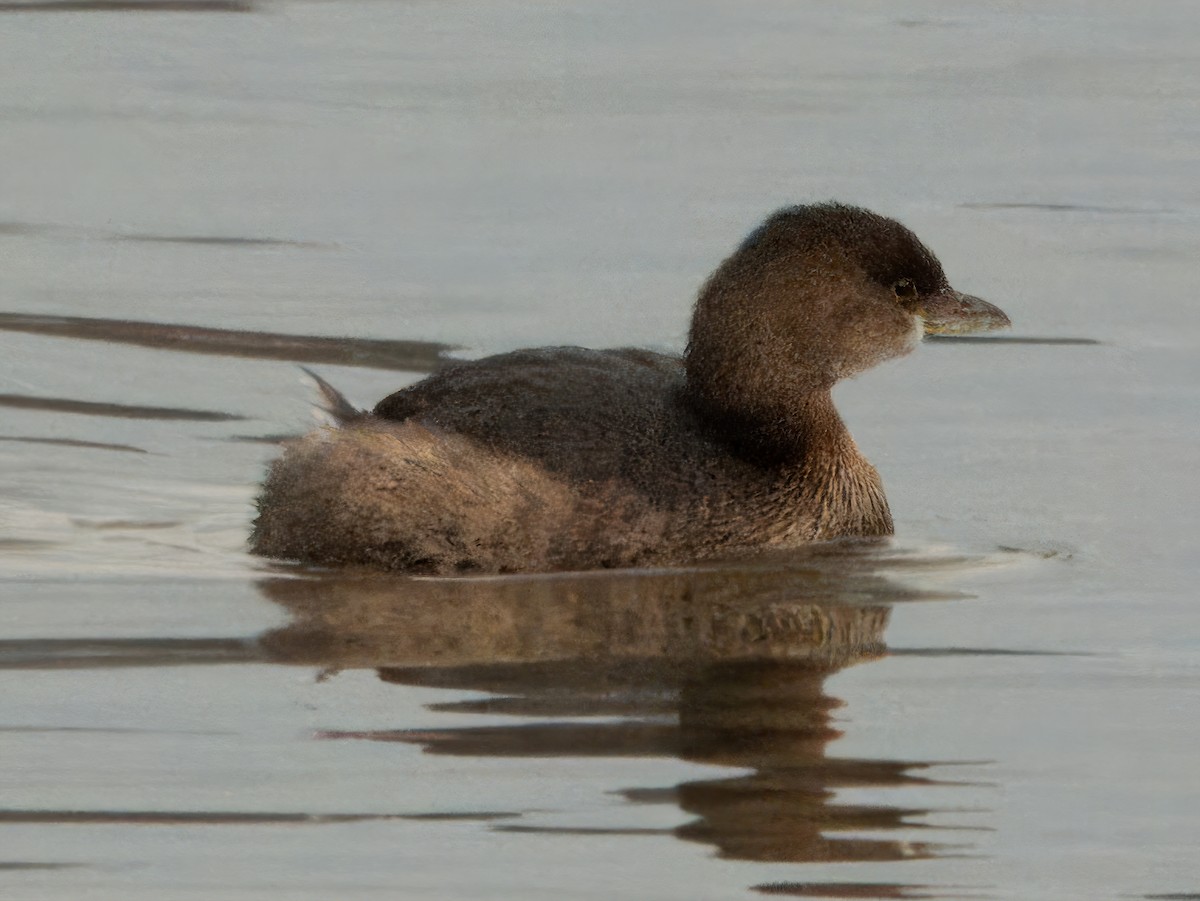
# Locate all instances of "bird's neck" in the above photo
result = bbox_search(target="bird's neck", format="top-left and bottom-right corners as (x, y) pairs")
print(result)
(685, 385), (893, 538)
(780, 393), (892, 538)
(684, 380), (847, 466)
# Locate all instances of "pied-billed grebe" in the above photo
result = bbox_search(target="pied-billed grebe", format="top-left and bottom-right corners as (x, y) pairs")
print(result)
(252, 203), (1009, 573)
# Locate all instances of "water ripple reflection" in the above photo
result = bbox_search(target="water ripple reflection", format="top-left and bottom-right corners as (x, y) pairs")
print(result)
(258, 546), (995, 877)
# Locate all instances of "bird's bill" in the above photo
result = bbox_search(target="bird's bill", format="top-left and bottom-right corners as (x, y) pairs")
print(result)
(919, 291), (1011, 335)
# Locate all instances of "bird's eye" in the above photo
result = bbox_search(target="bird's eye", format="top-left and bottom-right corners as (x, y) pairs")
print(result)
(892, 278), (917, 299)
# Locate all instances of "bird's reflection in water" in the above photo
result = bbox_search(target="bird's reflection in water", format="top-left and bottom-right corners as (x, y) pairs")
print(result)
(258, 544), (984, 880)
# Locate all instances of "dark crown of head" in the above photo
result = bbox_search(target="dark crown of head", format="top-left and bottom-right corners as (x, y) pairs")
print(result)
(739, 203), (949, 295)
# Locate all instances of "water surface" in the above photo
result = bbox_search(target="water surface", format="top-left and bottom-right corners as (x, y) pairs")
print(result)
(1, 1), (1198, 899)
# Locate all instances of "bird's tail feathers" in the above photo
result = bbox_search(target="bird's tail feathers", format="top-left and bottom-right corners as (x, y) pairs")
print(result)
(300, 367), (362, 424)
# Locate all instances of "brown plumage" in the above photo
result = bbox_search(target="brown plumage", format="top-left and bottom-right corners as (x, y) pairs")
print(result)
(251, 203), (1009, 573)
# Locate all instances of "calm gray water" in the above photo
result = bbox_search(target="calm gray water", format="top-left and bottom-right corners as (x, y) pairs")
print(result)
(1, 1), (1198, 899)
